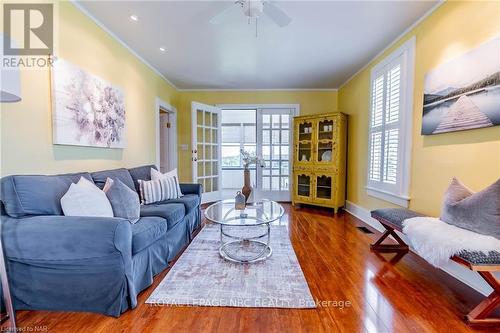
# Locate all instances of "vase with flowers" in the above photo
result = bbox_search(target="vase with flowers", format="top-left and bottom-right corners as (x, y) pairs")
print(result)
(240, 149), (266, 203)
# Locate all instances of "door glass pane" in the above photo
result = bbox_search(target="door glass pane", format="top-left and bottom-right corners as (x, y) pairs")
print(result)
(272, 130), (280, 144)
(316, 175), (332, 199)
(204, 128), (211, 144)
(297, 175), (310, 197)
(280, 177), (289, 190)
(281, 114), (290, 128)
(263, 176), (270, 190)
(272, 146), (280, 159)
(282, 130), (289, 144)
(212, 177), (218, 191)
(197, 110), (203, 125)
(212, 113), (218, 127)
(198, 162), (204, 177)
(263, 146), (270, 160)
(212, 129), (217, 144)
(263, 115), (270, 129)
(197, 126), (203, 143)
(212, 146), (218, 160)
(197, 144), (203, 160)
(281, 161), (289, 175)
(271, 177), (279, 190)
(272, 115), (280, 128)
(204, 112), (211, 126)
(263, 168), (270, 176)
(280, 146), (289, 160)
(205, 145), (212, 160)
(205, 177), (212, 193)
(263, 130), (270, 144)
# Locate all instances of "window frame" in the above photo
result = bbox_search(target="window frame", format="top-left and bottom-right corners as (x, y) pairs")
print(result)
(366, 36), (416, 207)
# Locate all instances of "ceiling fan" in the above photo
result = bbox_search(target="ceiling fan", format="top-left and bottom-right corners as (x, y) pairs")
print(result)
(210, 0), (292, 28)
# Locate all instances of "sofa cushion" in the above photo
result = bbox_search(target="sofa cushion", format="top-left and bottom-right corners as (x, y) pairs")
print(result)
(131, 216), (168, 255)
(91, 168), (135, 192)
(159, 194), (200, 213)
(140, 203), (185, 229)
(0, 172), (93, 217)
(128, 165), (157, 193)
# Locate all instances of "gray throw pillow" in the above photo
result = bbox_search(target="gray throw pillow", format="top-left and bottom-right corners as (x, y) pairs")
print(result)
(104, 177), (140, 224)
(441, 177), (500, 239)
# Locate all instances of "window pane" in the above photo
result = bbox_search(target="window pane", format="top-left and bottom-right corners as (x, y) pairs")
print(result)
(272, 146), (280, 159)
(244, 125), (256, 143)
(243, 144), (256, 156)
(221, 145), (241, 167)
(222, 125), (240, 142)
(281, 161), (289, 175)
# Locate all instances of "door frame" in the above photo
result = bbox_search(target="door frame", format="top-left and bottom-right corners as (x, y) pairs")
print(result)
(216, 104), (300, 201)
(191, 102), (222, 203)
(155, 97), (177, 171)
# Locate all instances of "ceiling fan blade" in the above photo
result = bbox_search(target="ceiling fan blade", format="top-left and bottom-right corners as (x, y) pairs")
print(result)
(263, 2), (291, 27)
(209, 3), (242, 25)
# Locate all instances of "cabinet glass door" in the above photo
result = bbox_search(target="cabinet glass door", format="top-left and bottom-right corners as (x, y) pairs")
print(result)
(296, 121), (313, 163)
(314, 174), (334, 202)
(315, 118), (336, 164)
(296, 174), (312, 200)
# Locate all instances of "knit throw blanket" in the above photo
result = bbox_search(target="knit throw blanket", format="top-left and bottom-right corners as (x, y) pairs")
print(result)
(402, 217), (500, 267)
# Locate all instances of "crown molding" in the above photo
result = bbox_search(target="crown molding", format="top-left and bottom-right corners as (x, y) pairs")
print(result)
(177, 88), (338, 92)
(338, 0), (445, 90)
(70, 1), (179, 90)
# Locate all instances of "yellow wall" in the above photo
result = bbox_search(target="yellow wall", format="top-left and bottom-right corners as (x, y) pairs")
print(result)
(0, 2), (179, 176)
(339, 1), (500, 216)
(176, 90), (338, 181)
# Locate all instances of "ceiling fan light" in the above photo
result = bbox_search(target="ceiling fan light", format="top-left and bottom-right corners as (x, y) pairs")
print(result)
(243, 0), (264, 18)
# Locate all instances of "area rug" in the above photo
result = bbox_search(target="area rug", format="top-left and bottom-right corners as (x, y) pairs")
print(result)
(146, 225), (316, 308)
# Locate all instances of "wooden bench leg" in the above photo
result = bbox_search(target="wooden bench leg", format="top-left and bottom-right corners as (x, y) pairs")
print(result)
(466, 271), (500, 326)
(370, 224), (409, 253)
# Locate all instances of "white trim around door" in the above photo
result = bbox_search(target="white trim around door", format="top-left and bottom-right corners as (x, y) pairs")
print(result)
(155, 97), (178, 172)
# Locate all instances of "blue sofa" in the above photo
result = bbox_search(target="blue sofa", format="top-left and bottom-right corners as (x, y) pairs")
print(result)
(0, 165), (202, 317)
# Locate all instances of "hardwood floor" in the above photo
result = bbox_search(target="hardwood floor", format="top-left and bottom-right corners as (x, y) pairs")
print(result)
(3, 204), (499, 333)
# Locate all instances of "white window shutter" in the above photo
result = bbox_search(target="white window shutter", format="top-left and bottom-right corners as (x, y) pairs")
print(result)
(366, 36), (415, 206)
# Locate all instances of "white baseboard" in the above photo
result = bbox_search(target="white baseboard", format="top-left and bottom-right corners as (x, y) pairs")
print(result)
(345, 200), (492, 296)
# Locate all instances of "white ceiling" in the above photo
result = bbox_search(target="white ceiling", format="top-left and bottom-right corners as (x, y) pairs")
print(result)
(77, 1), (437, 90)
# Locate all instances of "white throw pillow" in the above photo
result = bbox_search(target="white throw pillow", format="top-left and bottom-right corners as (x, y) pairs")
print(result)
(61, 177), (114, 217)
(150, 168), (183, 197)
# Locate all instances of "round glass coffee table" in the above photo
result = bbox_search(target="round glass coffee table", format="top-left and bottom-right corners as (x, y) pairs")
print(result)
(204, 199), (284, 263)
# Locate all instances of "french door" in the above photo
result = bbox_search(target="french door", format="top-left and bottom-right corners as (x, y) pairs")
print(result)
(191, 102), (222, 203)
(256, 108), (295, 202)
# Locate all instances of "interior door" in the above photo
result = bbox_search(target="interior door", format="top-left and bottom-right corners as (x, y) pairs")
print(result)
(159, 111), (169, 173)
(256, 108), (294, 202)
(192, 102), (221, 203)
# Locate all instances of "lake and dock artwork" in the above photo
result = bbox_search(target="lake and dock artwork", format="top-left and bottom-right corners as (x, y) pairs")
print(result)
(422, 37), (500, 135)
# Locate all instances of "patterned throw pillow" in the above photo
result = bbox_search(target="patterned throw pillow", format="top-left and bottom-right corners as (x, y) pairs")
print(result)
(138, 176), (181, 205)
(441, 177), (500, 239)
